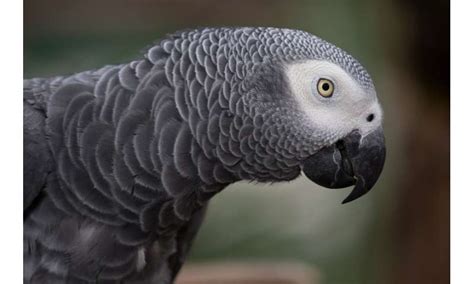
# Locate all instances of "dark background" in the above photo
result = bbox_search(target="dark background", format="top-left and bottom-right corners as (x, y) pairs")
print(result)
(24, 1), (449, 283)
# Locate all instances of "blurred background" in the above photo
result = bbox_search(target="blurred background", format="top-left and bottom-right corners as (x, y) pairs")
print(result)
(24, 0), (449, 283)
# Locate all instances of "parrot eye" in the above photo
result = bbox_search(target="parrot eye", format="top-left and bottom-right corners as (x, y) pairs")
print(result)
(317, 78), (334, 97)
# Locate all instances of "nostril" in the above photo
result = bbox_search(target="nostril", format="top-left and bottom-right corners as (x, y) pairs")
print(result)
(366, 114), (375, 122)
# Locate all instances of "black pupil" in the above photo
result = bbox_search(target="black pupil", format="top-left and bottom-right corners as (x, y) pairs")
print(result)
(367, 114), (375, 122)
(322, 82), (330, 91)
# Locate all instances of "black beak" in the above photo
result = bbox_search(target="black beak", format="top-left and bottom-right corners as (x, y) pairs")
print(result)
(302, 128), (386, 204)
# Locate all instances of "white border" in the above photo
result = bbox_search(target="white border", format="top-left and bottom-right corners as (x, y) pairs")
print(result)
(0, 0), (23, 282)
(452, 0), (474, 283)
(2, 0), (468, 282)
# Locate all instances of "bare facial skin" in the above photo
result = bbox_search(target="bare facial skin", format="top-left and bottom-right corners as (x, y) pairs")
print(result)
(285, 60), (383, 144)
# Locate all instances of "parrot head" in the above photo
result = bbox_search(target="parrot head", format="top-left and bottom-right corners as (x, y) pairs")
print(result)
(233, 29), (386, 203)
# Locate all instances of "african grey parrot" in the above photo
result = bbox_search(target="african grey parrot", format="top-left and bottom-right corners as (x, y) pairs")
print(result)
(24, 27), (386, 283)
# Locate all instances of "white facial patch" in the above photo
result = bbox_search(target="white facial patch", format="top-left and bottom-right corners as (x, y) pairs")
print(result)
(285, 60), (383, 140)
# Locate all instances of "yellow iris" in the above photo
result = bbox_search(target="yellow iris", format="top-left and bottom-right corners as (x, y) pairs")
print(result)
(317, 78), (334, 97)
